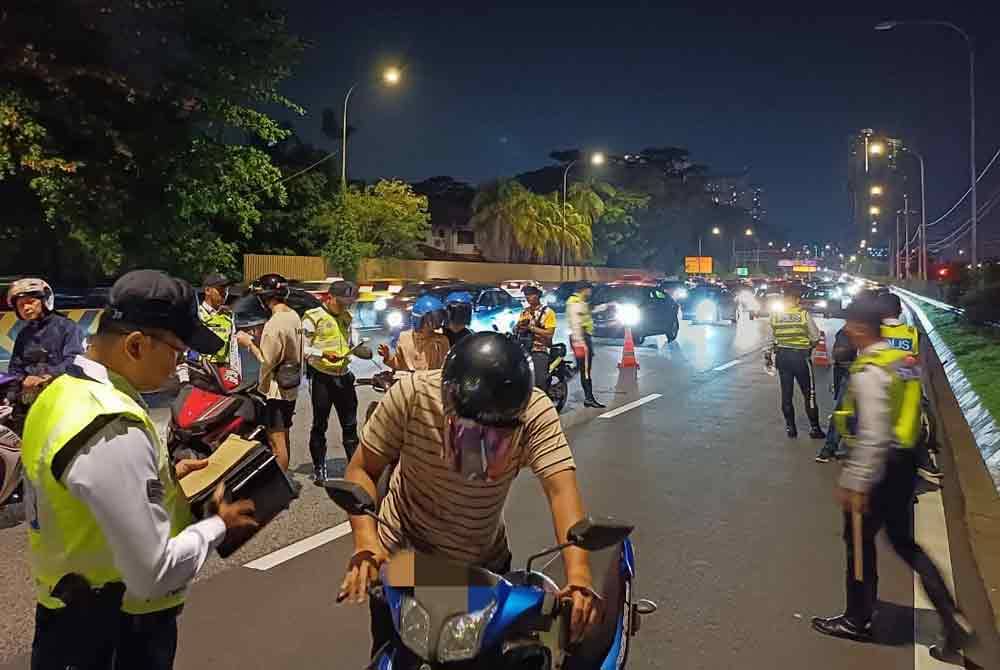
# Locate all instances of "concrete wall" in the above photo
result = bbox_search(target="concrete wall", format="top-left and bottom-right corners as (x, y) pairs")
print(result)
(243, 254), (328, 282)
(357, 258), (649, 284)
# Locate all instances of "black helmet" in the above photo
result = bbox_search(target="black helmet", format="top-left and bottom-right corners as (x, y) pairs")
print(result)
(250, 273), (290, 303)
(442, 332), (533, 427)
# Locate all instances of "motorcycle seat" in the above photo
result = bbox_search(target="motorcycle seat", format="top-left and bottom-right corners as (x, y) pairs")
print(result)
(172, 386), (254, 434)
(564, 541), (626, 670)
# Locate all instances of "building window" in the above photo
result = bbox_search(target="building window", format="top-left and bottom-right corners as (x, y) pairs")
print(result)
(457, 230), (475, 245)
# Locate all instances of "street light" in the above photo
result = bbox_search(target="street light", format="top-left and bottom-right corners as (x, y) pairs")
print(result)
(561, 152), (606, 274)
(850, 255), (858, 262)
(959, 249), (965, 255)
(869, 206), (881, 216)
(768, 241), (774, 247)
(868, 142), (885, 156)
(876, 19), (977, 266)
(870, 185), (884, 196)
(745, 228), (753, 236)
(342, 66), (402, 190)
(712, 227), (721, 235)
(698, 225), (722, 257)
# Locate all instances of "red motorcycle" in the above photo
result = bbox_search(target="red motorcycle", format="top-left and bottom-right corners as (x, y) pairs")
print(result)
(168, 354), (265, 464)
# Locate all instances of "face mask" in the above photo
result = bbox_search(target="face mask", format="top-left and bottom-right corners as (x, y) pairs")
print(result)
(442, 417), (515, 482)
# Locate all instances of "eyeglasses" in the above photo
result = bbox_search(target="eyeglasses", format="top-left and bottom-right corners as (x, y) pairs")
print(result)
(144, 331), (188, 364)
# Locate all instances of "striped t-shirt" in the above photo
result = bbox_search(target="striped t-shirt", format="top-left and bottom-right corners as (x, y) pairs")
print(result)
(361, 370), (575, 566)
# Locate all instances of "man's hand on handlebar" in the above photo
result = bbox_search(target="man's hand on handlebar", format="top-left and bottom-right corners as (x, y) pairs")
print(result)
(338, 546), (388, 604)
(558, 582), (603, 644)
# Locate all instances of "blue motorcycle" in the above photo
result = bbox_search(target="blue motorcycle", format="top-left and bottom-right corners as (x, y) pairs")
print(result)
(325, 479), (657, 670)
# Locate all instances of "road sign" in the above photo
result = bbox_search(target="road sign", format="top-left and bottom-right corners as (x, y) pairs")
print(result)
(792, 265), (818, 273)
(778, 259), (795, 267)
(685, 256), (713, 274)
(736, 267), (749, 277)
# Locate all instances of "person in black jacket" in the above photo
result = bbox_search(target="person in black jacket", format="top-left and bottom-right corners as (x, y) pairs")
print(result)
(815, 325), (857, 463)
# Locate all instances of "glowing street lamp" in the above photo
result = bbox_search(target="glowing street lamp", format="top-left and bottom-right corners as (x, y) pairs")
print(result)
(745, 228), (753, 236)
(342, 65), (403, 189)
(562, 151), (607, 271)
(768, 241), (774, 247)
(712, 227), (721, 235)
(869, 206), (881, 216)
(870, 185), (884, 196)
(590, 152), (606, 166)
(382, 67), (402, 85)
(869, 142), (885, 156)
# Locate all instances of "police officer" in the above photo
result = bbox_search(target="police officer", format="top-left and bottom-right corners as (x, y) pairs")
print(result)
(198, 273), (251, 378)
(566, 282), (605, 408)
(303, 281), (372, 483)
(443, 291), (475, 347)
(811, 292), (972, 663)
(516, 285), (557, 392)
(766, 284), (824, 438)
(21, 270), (257, 670)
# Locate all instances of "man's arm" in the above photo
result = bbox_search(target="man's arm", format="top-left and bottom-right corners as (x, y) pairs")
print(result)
(805, 312), (820, 346)
(533, 309), (557, 341)
(64, 420), (227, 600)
(50, 319), (86, 376)
(539, 469), (592, 586)
(566, 302), (584, 341)
(839, 365), (893, 493)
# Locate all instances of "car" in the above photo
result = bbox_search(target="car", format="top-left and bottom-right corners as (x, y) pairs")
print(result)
(591, 282), (679, 345)
(353, 278), (414, 328)
(384, 283), (523, 335)
(751, 290), (788, 319)
(799, 287), (841, 317)
(657, 279), (689, 304)
(499, 279), (542, 306)
(288, 277), (346, 301)
(545, 281), (587, 313)
(682, 285), (740, 324)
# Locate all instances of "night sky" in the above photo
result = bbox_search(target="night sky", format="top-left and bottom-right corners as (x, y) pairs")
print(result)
(277, 3), (1000, 249)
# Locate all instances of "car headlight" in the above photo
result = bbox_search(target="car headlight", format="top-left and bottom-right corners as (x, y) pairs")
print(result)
(847, 284), (860, 296)
(761, 284), (768, 292)
(673, 288), (688, 300)
(438, 600), (497, 662)
(374, 298), (387, 311)
(695, 300), (717, 321)
(617, 303), (641, 326)
(816, 300), (828, 309)
(399, 596), (431, 659)
(544, 294), (556, 304)
(386, 311), (404, 328)
(769, 300), (785, 313)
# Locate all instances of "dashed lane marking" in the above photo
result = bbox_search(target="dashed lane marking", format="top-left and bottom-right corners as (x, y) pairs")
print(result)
(244, 521), (353, 571)
(598, 394), (662, 419)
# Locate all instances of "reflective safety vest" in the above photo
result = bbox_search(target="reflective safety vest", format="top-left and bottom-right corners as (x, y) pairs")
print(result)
(303, 307), (352, 375)
(833, 347), (922, 449)
(199, 304), (235, 365)
(881, 322), (919, 356)
(770, 307), (811, 350)
(566, 293), (593, 335)
(21, 372), (192, 613)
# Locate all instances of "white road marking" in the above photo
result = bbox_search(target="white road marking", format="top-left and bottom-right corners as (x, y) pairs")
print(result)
(244, 521), (353, 571)
(712, 359), (742, 371)
(598, 394), (662, 419)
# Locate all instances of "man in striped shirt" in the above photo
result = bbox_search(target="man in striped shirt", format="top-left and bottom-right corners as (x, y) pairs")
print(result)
(338, 332), (599, 655)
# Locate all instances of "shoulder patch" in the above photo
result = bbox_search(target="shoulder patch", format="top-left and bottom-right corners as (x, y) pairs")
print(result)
(146, 479), (165, 504)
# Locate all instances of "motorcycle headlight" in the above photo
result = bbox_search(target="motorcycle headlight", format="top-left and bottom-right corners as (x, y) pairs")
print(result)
(399, 596), (431, 659)
(695, 300), (717, 322)
(374, 298), (388, 311)
(617, 303), (641, 326)
(438, 600), (497, 662)
(816, 300), (828, 309)
(386, 311), (404, 328)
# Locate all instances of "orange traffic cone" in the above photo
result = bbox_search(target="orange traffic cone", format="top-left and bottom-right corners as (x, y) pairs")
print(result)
(619, 328), (640, 369)
(812, 333), (830, 368)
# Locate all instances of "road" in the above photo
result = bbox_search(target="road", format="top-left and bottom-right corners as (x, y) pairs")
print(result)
(0, 314), (953, 669)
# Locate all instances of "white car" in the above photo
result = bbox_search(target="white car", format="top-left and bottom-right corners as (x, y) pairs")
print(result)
(500, 279), (542, 305)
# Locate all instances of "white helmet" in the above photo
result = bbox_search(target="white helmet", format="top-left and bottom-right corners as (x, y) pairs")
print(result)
(7, 278), (55, 315)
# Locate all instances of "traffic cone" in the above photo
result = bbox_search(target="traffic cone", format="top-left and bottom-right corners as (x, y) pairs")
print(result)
(812, 333), (830, 368)
(619, 328), (640, 370)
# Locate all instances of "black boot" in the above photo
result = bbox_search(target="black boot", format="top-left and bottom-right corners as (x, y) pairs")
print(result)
(786, 423), (798, 438)
(584, 397), (606, 409)
(312, 462), (328, 486)
(929, 612), (974, 664)
(811, 614), (873, 642)
(582, 379), (605, 409)
(809, 425), (826, 439)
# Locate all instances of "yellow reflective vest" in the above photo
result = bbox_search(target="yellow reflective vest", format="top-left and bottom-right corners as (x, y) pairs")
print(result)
(566, 293), (593, 335)
(199, 304), (235, 365)
(833, 347), (922, 449)
(770, 307), (811, 350)
(21, 373), (192, 614)
(303, 306), (352, 375)
(881, 322), (919, 356)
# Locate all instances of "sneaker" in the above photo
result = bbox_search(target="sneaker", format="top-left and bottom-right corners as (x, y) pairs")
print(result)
(313, 462), (328, 486)
(815, 452), (832, 463)
(786, 424), (798, 438)
(809, 426), (827, 440)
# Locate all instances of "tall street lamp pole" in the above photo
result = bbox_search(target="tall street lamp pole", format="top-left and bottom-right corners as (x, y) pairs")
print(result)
(905, 148), (928, 280)
(341, 67), (402, 191)
(876, 20), (976, 266)
(562, 152), (605, 279)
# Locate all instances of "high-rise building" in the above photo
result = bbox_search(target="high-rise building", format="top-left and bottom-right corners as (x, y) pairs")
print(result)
(703, 170), (767, 224)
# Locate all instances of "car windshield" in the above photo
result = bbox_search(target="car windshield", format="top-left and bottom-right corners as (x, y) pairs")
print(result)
(803, 289), (830, 299)
(592, 285), (648, 304)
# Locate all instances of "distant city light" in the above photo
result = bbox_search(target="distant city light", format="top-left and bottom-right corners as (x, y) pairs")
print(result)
(869, 206), (881, 216)
(590, 152), (606, 166)
(383, 67), (402, 85)
(745, 228), (753, 236)
(712, 227), (721, 235)
(870, 185), (883, 196)
(869, 142), (885, 156)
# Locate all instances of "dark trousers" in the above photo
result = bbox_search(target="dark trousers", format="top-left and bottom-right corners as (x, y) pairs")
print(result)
(574, 334), (597, 400)
(531, 351), (550, 392)
(843, 450), (958, 631)
(776, 348), (819, 428)
(310, 370), (359, 465)
(820, 367), (851, 455)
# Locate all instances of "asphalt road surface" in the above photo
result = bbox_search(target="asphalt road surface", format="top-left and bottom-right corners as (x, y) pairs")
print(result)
(0, 314), (943, 669)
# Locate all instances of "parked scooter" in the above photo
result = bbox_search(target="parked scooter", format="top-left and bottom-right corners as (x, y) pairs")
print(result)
(168, 353), (265, 463)
(0, 373), (24, 508)
(497, 325), (576, 413)
(325, 478), (657, 670)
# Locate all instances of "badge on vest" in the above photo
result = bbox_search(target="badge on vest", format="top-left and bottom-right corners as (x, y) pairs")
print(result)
(886, 337), (913, 351)
(775, 313), (804, 323)
(146, 479), (165, 504)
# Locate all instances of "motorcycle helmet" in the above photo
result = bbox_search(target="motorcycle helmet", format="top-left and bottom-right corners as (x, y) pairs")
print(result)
(249, 273), (290, 310)
(7, 278), (54, 317)
(411, 294), (446, 331)
(442, 332), (533, 427)
(445, 291), (473, 328)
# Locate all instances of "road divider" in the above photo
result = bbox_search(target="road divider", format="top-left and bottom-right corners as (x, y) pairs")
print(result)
(244, 521), (352, 571)
(598, 393), (661, 419)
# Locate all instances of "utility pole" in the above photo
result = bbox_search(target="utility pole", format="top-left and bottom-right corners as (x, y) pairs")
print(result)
(895, 213), (901, 279)
(904, 194), (911, 280)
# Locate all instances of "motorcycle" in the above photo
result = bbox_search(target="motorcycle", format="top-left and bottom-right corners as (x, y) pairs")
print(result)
(168, 353), (265, 463)
(325, 478), (657, 670)
(0, 373), (24, 508)
(501, 326), (576, 413)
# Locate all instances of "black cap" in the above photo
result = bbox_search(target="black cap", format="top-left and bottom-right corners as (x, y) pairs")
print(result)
(329, 280), (359, 301)
(844, 290), (884, 331)
(202, 272), (231, 288)
(522, 284), (543, 297)
(106, 270), (224, 354)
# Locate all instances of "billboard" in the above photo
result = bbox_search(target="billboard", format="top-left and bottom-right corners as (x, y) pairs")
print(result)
(792, 265), (818, 273)
(684, 256), (713, 274)
(778, 259), (795, 267)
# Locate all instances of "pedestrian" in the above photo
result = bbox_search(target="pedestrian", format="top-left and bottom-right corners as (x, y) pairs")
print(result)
(811, 291), (972, 663)
(198, 273), (252, 381)
(815, 324), (856, 463)
(6, 278), (85, 406)
(244, 273), (303, 476)
(516, 285), (557, 391)
(338, 332), (601, 657)
(443, 291), (475, 347)
(877, 292), (941, 482)
(377, 294), (449, 371)
(765, 284), (824, 438)
(302, 280), (373, 484)
(566, 282), (605, 409)
(21, 269), (257, 670)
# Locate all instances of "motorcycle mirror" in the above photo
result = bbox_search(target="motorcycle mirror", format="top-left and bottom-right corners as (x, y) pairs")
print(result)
(323, 478), (377, 516)
(567, 516), (634, 551)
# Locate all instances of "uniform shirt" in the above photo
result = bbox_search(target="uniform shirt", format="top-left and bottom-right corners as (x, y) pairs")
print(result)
(362, 370), (575, 565)
(839, 342), (895, 494)
(60, 356), (226, 600)
(517, 305), (557, 352)
(199, 302), (242, 376)
(882, 318), (920, 358)
(566, 295), (593, 341)
(302, 307), (355, 373)
(9, 312), (85, 381)
(257, 308), (303, 401)
(383, 329), (449, 371)
(766, 305), (820, 349)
